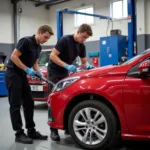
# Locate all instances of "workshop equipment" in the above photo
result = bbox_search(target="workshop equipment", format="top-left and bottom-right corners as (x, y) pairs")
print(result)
(0, 64), (4, 71)
(0, 71), (8, 96)
(100, 35), (127, 66)
(0, 53), (6, 71)
(110, 29), (121, 36)
(88, 52), (99, 67)
(0, 53), (8, 96)
(56, 9), (112, 40)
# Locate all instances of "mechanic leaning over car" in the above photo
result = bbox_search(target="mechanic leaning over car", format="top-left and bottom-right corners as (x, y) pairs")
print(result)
(5, 25), (54, 144)
(48, 23), (94, 141)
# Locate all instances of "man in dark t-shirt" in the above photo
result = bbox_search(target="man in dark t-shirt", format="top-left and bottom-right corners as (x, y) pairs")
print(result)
(5, 25), (54, 144)
(48, 23), (94, 141)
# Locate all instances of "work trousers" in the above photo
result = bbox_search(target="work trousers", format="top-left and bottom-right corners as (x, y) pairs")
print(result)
(5, 68), (35, 135)
(47, 66), (68, 89)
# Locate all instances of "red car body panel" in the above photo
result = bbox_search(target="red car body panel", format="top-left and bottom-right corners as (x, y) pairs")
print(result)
(28, 49), (51, 101)
(28, 66), (49, 101)
(48, 66), (129, 131)
(47, 49), (150, 141)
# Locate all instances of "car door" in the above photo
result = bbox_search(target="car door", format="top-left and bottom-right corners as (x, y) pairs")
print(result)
(123, 57), (150, 135)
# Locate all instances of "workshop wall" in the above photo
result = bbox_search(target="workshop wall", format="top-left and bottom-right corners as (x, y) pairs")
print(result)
(136, 0), (150, 53)
(0, 0), (13, 44)
(0, 0), (50, 63)
(145, 0), (150, 50)
(0, 0), (13, 63)
(18, 1), (49, 41)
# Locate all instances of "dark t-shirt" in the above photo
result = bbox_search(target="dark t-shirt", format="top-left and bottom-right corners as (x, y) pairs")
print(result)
(7, 35), (41, 73)
(48, 35), (86, 72)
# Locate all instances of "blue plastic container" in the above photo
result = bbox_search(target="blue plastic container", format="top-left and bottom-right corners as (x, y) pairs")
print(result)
(88, 52), (99, 57)
(0, 71), (8, 96)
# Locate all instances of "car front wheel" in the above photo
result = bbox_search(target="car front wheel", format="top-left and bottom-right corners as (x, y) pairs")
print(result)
(68, 100), (119, 150)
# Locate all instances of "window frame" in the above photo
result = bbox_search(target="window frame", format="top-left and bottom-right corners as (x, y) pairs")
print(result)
(74, 5), (94, 28)
(110, 0), (128, 20)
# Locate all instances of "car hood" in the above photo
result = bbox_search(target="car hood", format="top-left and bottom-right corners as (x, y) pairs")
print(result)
(71, 65), (114, 78)
(71, 64), (129, 78)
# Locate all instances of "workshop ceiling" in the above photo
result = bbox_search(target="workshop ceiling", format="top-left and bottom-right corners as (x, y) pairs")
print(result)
(11, 0), (71, 9)
(28, 0), (71, 8)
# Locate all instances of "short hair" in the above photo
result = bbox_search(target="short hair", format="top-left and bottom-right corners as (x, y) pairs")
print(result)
(38, 25), (54, 35)
(78, 23), (93, 36)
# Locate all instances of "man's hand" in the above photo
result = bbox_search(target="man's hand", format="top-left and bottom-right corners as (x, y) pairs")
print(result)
(86, 64), (95, 69)
(65, 64), (77, 73)
(36, 71), (44, 77)
(25, 68), (36, 76)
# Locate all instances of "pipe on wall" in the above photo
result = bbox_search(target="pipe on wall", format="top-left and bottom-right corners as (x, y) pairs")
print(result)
(11, 0), (18, 48)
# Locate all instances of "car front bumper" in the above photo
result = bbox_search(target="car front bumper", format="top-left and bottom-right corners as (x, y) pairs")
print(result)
(47, 92), (68, 129)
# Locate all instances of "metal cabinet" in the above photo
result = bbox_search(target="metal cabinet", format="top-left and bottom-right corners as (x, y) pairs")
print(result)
(0, 71), (8, 96)
(100, 35), (127, 66)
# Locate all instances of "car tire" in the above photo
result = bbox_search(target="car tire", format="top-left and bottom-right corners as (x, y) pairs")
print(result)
(68, 100), (119, 150)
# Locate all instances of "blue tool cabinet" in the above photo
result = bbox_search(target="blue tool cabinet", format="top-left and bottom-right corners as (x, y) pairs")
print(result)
(100, 35), (127, 66)
(0, 71), (8, 96)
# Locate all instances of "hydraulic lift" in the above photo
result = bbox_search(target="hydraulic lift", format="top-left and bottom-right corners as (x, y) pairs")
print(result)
(56, 9), (112, 40)
(128, 0), (137, 58)
(56, 0), (137, 60)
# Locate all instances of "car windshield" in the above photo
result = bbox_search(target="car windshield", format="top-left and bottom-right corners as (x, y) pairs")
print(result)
(121, 48), (150, 65)
(38, 51), (51, 66)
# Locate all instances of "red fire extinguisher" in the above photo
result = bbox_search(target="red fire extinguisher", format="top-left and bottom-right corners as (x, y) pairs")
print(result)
(92, 57), (99, 67)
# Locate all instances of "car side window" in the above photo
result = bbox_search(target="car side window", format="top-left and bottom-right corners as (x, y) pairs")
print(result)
(127, 57), (150, 78)
(38, 51), (51, 66)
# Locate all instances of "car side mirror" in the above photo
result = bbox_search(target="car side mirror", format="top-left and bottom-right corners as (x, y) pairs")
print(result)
(138, 60), (150, 77)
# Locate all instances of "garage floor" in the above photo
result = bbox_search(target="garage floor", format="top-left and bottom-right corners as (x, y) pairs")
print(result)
(0, 97), (150, 150)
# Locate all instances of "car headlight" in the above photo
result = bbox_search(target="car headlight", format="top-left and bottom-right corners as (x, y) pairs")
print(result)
(52, 76), (80, 92)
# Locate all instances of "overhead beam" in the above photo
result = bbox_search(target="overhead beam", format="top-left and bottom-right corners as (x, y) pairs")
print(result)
(35, 0), (57, 7)
(56, 9), (112, 40)
(11, 0), (20, 4)
(46, 0), (71, 7)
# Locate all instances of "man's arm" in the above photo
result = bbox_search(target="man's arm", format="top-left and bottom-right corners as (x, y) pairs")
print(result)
(80, 57), (95, 69)
(10, 49), (27, 71)
(50, 48), (67, 67)
(80, 57), (88, 67)
(33, 59), (40, 72)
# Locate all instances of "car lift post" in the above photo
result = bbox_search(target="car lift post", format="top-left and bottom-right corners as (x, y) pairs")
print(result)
(128, 0), (137, 59)
(56, 9), (112, 40)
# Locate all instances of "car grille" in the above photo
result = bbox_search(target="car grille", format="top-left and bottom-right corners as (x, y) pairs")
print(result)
(32, 91), (49, 98)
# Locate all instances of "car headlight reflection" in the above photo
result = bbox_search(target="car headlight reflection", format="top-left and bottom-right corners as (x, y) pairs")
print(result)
(52, 76), (80, 92)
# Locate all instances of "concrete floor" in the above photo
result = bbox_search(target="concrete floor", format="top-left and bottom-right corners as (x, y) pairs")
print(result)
(0, 97), (150, 150)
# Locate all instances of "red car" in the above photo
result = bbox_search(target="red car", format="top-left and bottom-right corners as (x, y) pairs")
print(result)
(28, 49), (51, 101)
(47, 49), (150, 150)
(28, 49), (81, 101)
